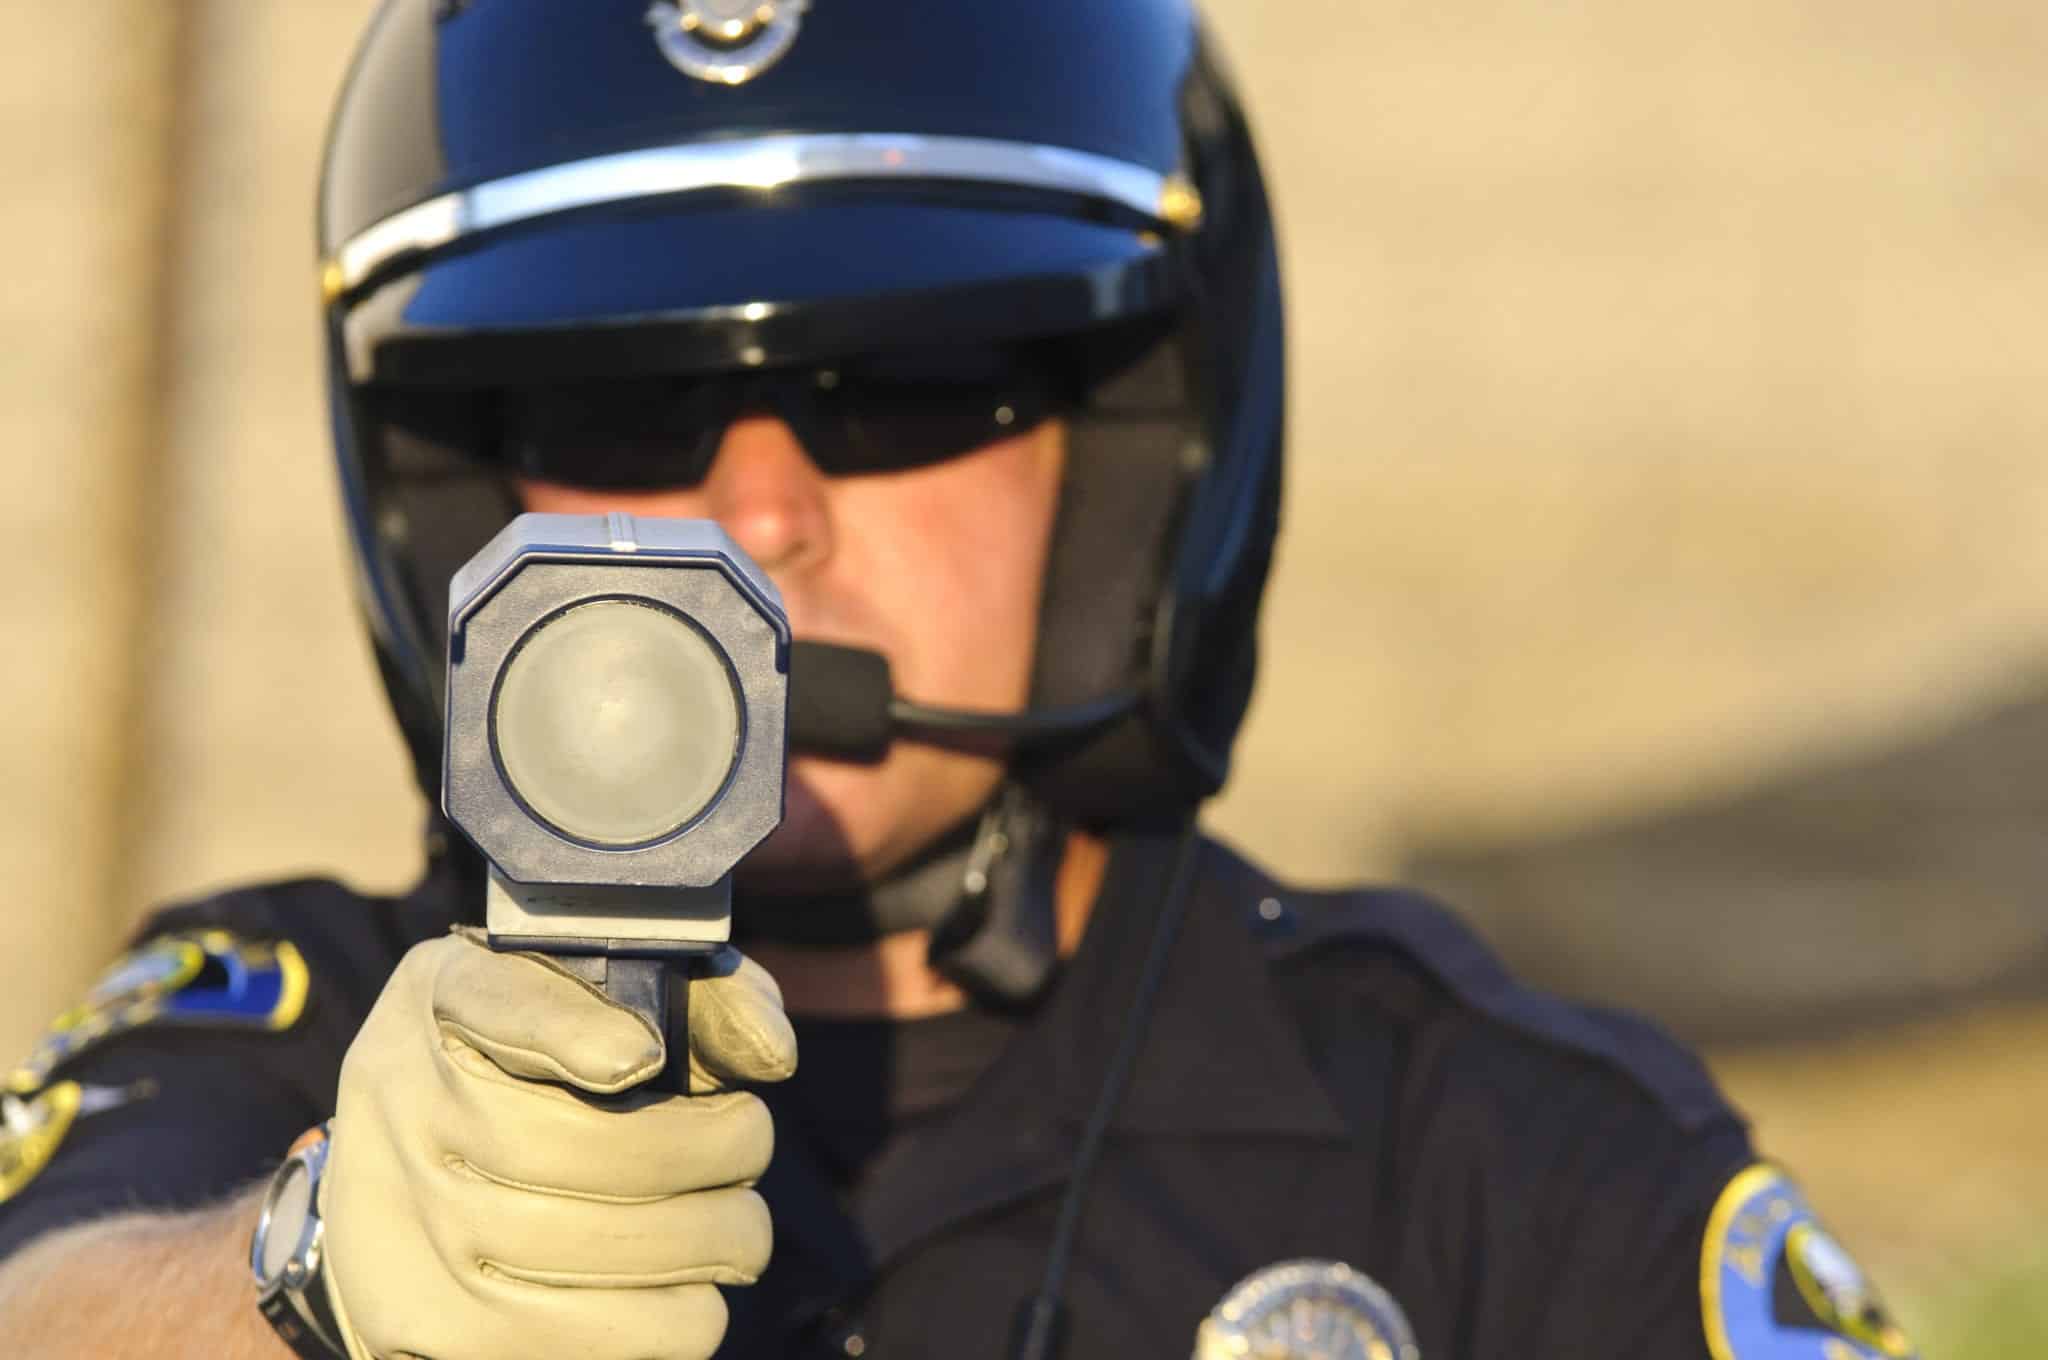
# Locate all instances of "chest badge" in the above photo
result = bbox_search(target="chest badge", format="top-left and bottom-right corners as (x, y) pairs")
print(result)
(1195, 1259), (1420, 1360)
(645, 0), (808, 86)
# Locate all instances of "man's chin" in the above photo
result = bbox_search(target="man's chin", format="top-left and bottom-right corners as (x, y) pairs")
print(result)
(738, 750), (1000, 895)
(733, 854), (863, 898)
(733, 765), (872, 896)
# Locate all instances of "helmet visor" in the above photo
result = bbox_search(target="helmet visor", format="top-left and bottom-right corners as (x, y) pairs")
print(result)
(342, 196), (1177, 388)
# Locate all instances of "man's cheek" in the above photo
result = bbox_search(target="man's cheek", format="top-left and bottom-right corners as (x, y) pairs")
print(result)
(777, 576), (898, 655)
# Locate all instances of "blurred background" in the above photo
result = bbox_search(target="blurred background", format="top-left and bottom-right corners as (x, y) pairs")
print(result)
(3, 0), (2044, 1352)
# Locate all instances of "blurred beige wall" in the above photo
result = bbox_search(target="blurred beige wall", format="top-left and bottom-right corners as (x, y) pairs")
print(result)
(124, 2), (423, 916)
(3, 1), (2046, 1340)
(0, 3), (181, 1060)
(1203, 0), (2048, 875)
(0, 0), (421, 1058)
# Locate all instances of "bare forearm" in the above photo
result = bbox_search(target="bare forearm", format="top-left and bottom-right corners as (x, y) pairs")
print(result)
(0, 1184), (288, 1360)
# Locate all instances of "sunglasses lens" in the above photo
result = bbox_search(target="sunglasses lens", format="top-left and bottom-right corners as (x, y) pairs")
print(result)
(492, 352), (1058, 489)
(500, 379), (727, 489)
(821, 376), (1052, 476)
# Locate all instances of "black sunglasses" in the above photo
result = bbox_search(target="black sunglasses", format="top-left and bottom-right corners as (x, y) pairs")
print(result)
(494, 349), (1064, 490)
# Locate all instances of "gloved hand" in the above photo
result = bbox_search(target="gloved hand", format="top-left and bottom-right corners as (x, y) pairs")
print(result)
(317, 929), (797, 1360)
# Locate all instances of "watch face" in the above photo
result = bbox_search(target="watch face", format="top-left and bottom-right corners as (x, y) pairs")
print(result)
(256, 1159), (314, 1286)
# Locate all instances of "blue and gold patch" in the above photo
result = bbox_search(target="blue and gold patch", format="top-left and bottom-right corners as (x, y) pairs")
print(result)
(1702, 1164), (1915, 1360)
(5, 930), (308, 1096)
(0, 1081), (83, 1204)
(0, 1079), (156, 1204)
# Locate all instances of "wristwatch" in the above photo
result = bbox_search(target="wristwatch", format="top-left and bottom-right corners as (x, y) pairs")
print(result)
(250, 1122), (347, 1359)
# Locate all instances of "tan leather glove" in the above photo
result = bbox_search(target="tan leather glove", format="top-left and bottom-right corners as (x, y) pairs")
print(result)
(318, 929), (797, 1360)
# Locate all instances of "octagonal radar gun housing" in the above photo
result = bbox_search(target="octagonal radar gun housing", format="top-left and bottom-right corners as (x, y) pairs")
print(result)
(443, 513), (789, 1090)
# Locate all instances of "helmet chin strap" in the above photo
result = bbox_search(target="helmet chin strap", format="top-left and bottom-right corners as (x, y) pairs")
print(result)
(732, 784), (1067, 1007)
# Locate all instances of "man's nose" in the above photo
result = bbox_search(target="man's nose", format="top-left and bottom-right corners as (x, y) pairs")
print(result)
(700, 414), (834, 576)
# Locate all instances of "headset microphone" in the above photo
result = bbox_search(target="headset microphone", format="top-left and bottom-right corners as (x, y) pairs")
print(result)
(788, 640), (1138, 762)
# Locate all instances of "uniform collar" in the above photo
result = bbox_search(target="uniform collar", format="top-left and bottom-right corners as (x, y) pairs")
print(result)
(1039, 830), (1350, 1138)
(853, 830), (1349, 1270)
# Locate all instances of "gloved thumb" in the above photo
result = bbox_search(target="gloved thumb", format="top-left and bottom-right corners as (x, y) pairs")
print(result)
(686, 949), (798, 1093)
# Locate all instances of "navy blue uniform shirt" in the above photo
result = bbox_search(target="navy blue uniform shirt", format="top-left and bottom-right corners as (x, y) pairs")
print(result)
(0, 833), (1907, 1359)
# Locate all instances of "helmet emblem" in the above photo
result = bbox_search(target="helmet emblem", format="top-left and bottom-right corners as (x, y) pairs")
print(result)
(645, 0), (808, 86)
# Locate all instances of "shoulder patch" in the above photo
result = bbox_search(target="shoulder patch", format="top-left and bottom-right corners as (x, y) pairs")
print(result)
(0, 1079), (157, 1204)
(6, 930), (309, 1094)
(0, 1082), (80, 1204)
(1260, 884), (1732, 1131)
(1702, 1164), (1915, 1360)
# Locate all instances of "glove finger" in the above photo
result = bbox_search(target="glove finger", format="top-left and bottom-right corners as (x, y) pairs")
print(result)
(370, 1278), (730, 1360)
(432, 1075), (776, 1198)
(562, 1282), (731, 1360)
(436, 1182), (772, 1289)
(496, 1280), (731, 1360)
(430, 931), (666, 1094)
(686, 949), (798, 1092)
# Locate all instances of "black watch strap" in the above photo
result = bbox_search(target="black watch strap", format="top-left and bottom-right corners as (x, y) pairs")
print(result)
(257, 1281), (347, 1360)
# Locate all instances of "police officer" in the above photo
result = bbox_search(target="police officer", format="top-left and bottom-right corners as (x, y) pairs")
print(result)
(0, 2), (1915, 1358)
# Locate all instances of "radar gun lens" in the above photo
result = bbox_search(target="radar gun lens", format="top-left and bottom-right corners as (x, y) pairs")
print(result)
(492, 599), (741, 847)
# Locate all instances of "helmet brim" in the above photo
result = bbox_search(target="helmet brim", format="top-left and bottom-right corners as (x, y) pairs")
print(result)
(339, 196), (1179, 387)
